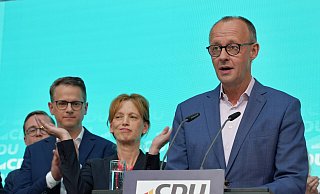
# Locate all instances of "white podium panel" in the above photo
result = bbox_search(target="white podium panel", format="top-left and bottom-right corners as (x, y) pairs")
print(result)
(123, 169), (224, 194)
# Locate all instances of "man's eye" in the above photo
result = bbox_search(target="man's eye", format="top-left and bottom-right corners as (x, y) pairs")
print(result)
(212, 46), (220, 50)
(27, 128), (36, 133)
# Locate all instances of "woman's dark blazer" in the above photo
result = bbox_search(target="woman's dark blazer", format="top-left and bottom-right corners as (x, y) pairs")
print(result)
(57, 139), (160, 194)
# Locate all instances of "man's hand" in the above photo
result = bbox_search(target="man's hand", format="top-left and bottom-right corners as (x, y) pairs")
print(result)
(51, 149), (62, 181)
(36, 115), (71, 141)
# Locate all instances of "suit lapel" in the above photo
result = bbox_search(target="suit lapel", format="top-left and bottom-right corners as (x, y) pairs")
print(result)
(203, 86), (226, 169)
(78, 128), (95, 164)
(225, 81), (267, 175)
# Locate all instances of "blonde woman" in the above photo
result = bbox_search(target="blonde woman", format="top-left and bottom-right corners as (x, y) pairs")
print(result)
(40, 93), (170, 194)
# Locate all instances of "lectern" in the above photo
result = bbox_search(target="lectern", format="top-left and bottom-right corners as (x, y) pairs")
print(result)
(224, 188), (272, 194)
(123, 169), (224, 194)
(92, 188), (272, 194)
(92, 169), (273, 194)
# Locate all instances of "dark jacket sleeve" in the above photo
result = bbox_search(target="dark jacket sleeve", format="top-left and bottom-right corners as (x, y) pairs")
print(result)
(4, 169), (18, 193)
(145, 153), (160, 170)
(0, 174), (3, 189)
(57, 139), (93, 194)
(13, 145), (50, 194)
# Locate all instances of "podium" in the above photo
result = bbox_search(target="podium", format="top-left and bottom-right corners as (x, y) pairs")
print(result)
(92, 169), (272, 194)
(123, 169), (224, 194)
(224, 188), (271, 194)
(92, 191), (122, 194)
(92, 188), (272, 194)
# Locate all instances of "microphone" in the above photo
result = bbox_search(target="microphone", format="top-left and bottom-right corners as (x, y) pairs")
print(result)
(199, 112), (241, 170)
(185, 112), (200, 122)
(160, 112), (200, 170)
(228, 112), (240, 121)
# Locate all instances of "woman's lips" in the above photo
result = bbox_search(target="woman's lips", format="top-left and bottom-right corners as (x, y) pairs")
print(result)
(119, 128), (131, 132)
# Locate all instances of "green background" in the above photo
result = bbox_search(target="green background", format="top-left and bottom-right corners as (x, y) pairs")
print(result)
(0, 0), (319, 185)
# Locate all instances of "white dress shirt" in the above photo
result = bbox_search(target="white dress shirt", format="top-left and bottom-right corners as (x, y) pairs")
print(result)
(46, 127), (84, 193)
(220, 78), (255, 166)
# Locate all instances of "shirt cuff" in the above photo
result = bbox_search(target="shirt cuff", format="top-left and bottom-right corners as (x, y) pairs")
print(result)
(46, 171), (60, 189)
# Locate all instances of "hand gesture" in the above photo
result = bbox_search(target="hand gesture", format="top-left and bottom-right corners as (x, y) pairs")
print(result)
(149, 126), (171, 155)
(306, 175), (319, 194)
(36, 115), (71, 141)
(51, 149), (62, 181)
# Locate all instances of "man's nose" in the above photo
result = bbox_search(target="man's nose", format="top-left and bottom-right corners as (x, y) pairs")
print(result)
(35, 129), (42, 136)
(218, 48), (230, 60)
(66, 103), (73, 112)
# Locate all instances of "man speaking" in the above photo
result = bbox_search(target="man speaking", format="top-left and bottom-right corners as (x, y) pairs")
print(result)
(166, 16), (308, 194)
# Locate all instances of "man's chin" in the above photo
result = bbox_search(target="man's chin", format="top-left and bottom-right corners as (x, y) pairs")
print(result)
(60, 123), (78, 130)
(219, 78), (235, 86)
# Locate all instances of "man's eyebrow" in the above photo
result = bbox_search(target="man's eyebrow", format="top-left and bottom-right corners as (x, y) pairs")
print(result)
(27, 125), (39, 129)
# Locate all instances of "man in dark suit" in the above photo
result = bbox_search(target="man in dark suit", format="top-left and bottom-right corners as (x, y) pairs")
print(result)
(13, 77), (116, 194)
(4, 110), (55, 193)
(0, 172), (3, 189)
(0, 173), (5, 194)
(166, 16), (308, 194)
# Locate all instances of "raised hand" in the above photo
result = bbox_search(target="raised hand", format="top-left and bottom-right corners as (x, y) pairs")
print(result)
(149, 126), (171, 155)
(35, 115), (71, 141)
(306, 175), (319, 194)
(51, 149), (62, 181)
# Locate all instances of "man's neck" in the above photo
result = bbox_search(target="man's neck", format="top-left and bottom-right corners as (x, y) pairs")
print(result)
(222, 77), (251, 105)
(60, 125), (82, 139)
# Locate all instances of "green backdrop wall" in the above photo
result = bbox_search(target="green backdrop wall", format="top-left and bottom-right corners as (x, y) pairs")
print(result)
(0, 0), (319, 185)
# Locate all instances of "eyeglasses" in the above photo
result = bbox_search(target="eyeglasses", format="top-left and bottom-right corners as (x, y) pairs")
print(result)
(26, 127), (48, 137)
(206, 42), (255, 57)
(55, 100), (84, 111)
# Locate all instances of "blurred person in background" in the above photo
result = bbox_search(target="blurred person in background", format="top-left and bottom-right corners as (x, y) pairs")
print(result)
(4, 110), (55, 193)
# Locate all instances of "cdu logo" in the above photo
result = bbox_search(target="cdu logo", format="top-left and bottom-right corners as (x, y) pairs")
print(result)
(137, 180), (210, 194)
(144, 189), (154, 194)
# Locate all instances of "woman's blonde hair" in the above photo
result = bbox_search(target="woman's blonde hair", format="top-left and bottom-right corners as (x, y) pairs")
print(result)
(108, 94), (150, 130)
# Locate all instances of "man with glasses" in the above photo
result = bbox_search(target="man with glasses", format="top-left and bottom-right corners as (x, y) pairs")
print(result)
(14, 76), (116, 194)
(4, 110), (55, 193)
(166, 16), (308, 194)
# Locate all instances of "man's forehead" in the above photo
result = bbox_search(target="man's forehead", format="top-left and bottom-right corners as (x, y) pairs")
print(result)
(53, 85), (85, 99)
(210, 20), (250, 42)
(25, 114), (50, 124)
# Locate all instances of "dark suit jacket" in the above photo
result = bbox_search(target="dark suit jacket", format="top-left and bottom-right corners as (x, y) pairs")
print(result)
(0, 174), (3, 189)
(0, 174), (4, 194)
(166, 80), (308, 194)
(4, 169), (19, 193)
(57, 139), (160, 194)
(13, 128), (116, 194)
(0, 176), (5, 194)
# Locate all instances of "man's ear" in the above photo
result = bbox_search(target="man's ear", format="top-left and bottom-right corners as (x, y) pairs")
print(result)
(250, 43), (260, 61)
(48, 102), (54, 115)
(24, 136), (27, 145)
(84, 102), (88, 115)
